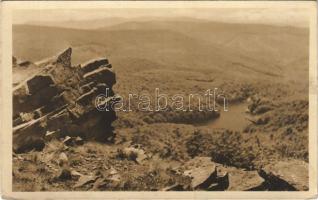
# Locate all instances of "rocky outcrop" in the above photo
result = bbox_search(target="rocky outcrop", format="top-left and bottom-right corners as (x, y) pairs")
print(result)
(169, 157), (308, 191)
(13, 48), (120, 153)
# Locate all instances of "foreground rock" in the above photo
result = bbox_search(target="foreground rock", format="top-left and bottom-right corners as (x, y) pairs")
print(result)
(73, 175), (97, 188)
(121, 145), (148, 164)
(227, 168), (264, 191)
(13, 48), (120, 153)
(183, 157), (217, 189)
(258, 160), (309, 191)
(180, 157), (232, 190)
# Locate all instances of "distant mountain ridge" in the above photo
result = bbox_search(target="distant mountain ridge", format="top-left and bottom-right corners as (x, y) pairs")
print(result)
(16, 17), (308, 31)
(13, 19), (308, 84)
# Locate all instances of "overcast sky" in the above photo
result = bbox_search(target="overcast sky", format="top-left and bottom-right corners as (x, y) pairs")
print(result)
(13, 7), (310, 27)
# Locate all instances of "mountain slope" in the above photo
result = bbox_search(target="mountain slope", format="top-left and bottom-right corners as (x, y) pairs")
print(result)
(13, 20), (308, 85)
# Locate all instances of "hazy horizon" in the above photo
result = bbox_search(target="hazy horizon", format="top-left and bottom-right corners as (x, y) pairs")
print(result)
(13, 8), (309, 28)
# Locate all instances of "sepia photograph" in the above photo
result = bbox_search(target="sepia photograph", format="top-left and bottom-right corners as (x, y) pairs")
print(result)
(1, 1), (317, 199)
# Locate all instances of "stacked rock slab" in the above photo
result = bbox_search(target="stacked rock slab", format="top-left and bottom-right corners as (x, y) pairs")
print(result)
(13, 48), (120, 153)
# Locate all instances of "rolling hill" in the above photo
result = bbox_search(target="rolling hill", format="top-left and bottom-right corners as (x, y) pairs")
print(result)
(13, 19), (308, 86)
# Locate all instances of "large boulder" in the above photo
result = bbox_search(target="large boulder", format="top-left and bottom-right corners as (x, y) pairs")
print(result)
(227, 168), (264, 191)
(183, 157), (217, 189)
(258, 160), (309, 191)
(181, 157), (230, 191)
